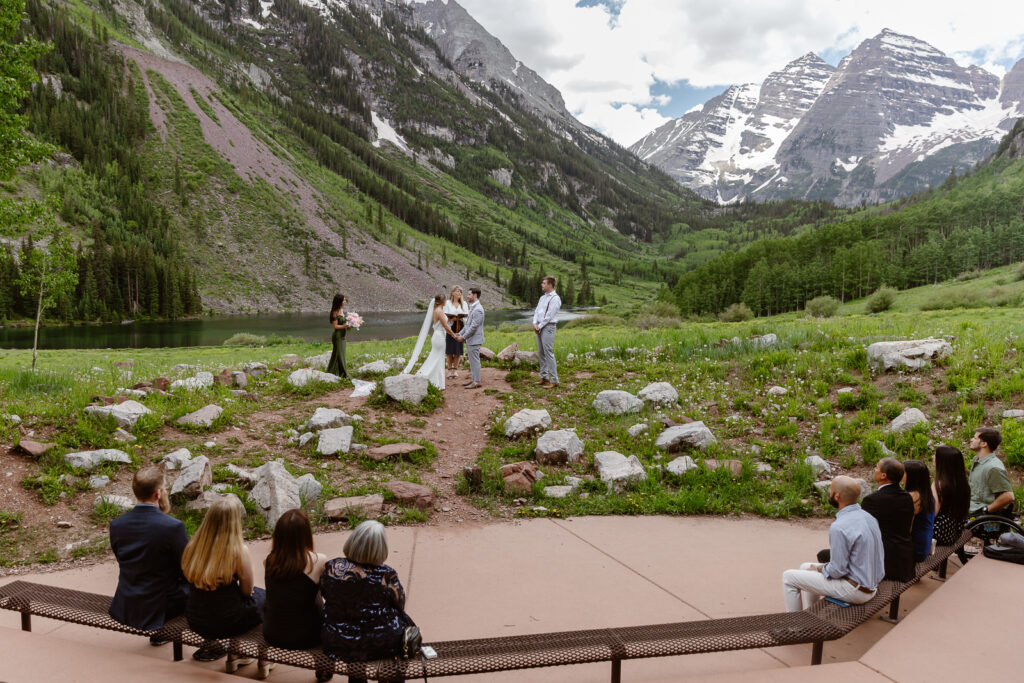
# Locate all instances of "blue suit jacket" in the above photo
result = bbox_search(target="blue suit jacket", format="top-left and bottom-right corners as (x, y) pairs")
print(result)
(108, 504), (189, 630)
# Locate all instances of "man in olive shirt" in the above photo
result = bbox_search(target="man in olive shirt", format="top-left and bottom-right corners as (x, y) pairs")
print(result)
(968, 427), (1015, 517)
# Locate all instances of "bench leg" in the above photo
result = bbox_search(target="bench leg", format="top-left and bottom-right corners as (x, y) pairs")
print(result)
(173, 640), (182, 661)
(879, 596), (901, 624)
(21, 612), (31, 632)
(610, 659), (621, 683)
(811, 641), (823, 665)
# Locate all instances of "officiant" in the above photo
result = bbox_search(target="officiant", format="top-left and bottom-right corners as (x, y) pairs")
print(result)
(444, 286), (469, 379)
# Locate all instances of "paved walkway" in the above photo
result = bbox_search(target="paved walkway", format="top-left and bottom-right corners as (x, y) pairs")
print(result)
(0, 515), (985, 681)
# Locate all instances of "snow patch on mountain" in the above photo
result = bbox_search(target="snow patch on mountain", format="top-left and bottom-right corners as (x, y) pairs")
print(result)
(371, 111), (411, 155)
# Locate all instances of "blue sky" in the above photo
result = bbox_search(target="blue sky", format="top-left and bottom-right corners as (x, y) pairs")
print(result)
(457, 0), (1024, 145)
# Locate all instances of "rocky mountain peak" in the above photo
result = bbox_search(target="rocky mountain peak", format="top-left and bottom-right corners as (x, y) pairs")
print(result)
(406, 0), (581, 130)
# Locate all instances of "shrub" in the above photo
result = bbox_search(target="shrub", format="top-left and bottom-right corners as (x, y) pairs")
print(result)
(719, 302), (753, 322)
(1015, 262), (1024, 282)
(562, 314), (623, 329)
(641, 300), (681, 318)
(223, 333), (266, 346)
(866, 287), (897, 313)
(1002, 417), (1024, 468)
(805, 295), (840, 318)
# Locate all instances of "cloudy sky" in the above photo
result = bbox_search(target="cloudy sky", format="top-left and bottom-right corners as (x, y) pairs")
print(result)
(452, 0), (1024, 147)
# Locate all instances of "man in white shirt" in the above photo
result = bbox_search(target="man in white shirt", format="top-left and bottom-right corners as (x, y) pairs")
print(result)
(532, 276), (561, 388)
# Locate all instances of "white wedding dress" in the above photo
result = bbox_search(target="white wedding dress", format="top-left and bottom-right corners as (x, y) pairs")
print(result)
(415, 319), (446, 389)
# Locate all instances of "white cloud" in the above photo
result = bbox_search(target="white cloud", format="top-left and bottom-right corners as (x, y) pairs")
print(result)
(456, 0), (1024, 145)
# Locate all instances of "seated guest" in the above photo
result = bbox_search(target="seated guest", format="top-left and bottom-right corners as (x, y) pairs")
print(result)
(182, 496), (266, 673)
(967, 427), (1015, 517)
(263, 509), (326, 660)
(903, 460), (936, 562)
(109, 466), (189, 645)
(862, 457), (915, 582)
(322, 521), (415, 683)
(782, 476), (884, 611)
(932, 445), (971, 563)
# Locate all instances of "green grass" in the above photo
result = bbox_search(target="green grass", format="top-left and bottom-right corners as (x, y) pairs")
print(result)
(2, 305), (1023, 566)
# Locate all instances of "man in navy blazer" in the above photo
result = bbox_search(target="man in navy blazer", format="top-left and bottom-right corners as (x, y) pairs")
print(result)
(109, 466), (189, 636)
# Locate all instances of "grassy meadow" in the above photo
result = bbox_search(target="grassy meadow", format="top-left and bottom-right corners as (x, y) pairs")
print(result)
(2, 302), (1023, 567)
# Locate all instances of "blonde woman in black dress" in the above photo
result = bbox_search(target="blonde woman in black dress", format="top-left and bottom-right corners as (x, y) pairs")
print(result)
(443, 286), (468, 379)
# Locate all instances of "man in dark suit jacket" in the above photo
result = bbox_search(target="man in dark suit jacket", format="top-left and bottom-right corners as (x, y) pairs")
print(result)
(109, 466), (189, 637)
(861, 457), (915, 582)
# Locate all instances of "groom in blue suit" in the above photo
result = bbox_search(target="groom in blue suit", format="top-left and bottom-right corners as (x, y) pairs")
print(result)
(457, 287), (485, 388)
(109, 466), (189, 640)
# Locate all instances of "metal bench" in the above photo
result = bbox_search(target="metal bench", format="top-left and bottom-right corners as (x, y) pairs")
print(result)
(0, 528), (973, 681)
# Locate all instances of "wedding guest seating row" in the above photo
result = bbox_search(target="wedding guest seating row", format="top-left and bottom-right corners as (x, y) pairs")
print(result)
(0, 529), (972, 682)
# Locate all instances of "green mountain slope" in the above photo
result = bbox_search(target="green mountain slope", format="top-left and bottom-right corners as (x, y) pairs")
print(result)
(670, 119), (1024, 317)
(2, 0), (842, 319)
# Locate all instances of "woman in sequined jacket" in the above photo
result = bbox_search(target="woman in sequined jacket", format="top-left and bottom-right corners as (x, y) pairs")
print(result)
(321, 521), (414, 682)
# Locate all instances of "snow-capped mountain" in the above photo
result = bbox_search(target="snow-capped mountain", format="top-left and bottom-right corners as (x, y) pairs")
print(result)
(632, 30), (1024, 206)
(631, 54), (834, 203)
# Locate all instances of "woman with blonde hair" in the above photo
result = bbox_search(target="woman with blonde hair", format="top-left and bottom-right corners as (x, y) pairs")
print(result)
(182, 496), (266, 674)
(443, 286), (469, 379)
(321, 521), (416, 683)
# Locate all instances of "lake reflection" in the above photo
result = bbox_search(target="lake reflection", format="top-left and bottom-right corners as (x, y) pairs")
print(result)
(0, 309), (581, 349)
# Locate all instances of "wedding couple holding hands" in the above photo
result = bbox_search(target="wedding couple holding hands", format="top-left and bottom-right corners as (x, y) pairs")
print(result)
(403, 286), (485, 390)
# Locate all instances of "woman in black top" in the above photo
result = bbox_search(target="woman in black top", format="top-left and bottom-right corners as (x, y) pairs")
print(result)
(321, 521), (414, 683)
(932, 445), (970, 555)
(263, 509), (327, 658)
(182, 496), (266, 674)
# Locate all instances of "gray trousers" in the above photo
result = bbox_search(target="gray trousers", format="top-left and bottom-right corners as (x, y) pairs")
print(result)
(537, 325), (558, 383)
(467, 344), (481, 383)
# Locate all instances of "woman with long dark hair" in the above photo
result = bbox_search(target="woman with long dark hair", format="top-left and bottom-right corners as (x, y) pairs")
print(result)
(932, 445), (970, 547)
(327, 293), (350, 378)
(443, 286), (468, 379)
(263, 509), (327, 661)
(903, 460), (936, 562)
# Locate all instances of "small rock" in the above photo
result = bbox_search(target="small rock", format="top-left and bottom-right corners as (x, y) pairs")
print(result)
(705, 459), (743, 477)
(170, 455), (212, 499)
(175, 404), (224, 429)
(534, 429), (584, 465)
(1002, 409), (1024, 420)
(479, 347), (496, 360)
(250, 461), (301, 527)
(298, 432), (316, 447)
(592, 390), (643, 415)
(755, 462), (773, 473)
(160, 448), (192, 470)
(543, 485), (574, 498)
(627, 423), (648, 438)
(112, 428), (137, 443)
(94, 494), (134, 513)
(767, 385), (788, 396)
(666, 455), (698, 475)
(366, 442), (426, 461)
(243, 362), (268, 379)
(64, 449), (131, 471)
(594, 451), (646, 491)
(186, 491), (244, 515)
(357, 360), (392, 375)
(16, 439), (55, 458)
(317, 426), (354, 456)
(804, 455), (832, 477)
(655, 422), (717, 451)
(296, 473), (323, 502)
(385, 481), (434, 510)
(89, 475), (111, 489)
(325, 494), (384, 520)
(496, 343), (519, 362)
(288, 368), (342, 388)
(504, 409), (552, 438)
(83, 400), (152, 430)
(837, 387), (854, 394)
(638, 382), (679, 406)
(887, 407), (928, 434)
(383, 374), (430, 404)
(307, 407), (351, 431)
(56, 521), (72, 528)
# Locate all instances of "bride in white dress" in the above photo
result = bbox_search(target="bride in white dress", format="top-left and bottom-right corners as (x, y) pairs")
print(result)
(411, 295), (454, 389)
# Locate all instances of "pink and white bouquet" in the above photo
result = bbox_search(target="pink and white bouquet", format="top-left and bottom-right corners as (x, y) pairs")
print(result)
(346, 312), (364, 330)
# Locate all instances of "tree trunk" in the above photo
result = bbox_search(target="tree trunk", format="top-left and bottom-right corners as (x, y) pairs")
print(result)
(32, 257), (47, 372)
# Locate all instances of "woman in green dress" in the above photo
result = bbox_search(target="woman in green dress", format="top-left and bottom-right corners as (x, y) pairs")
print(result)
(326, 294), (350, 378)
